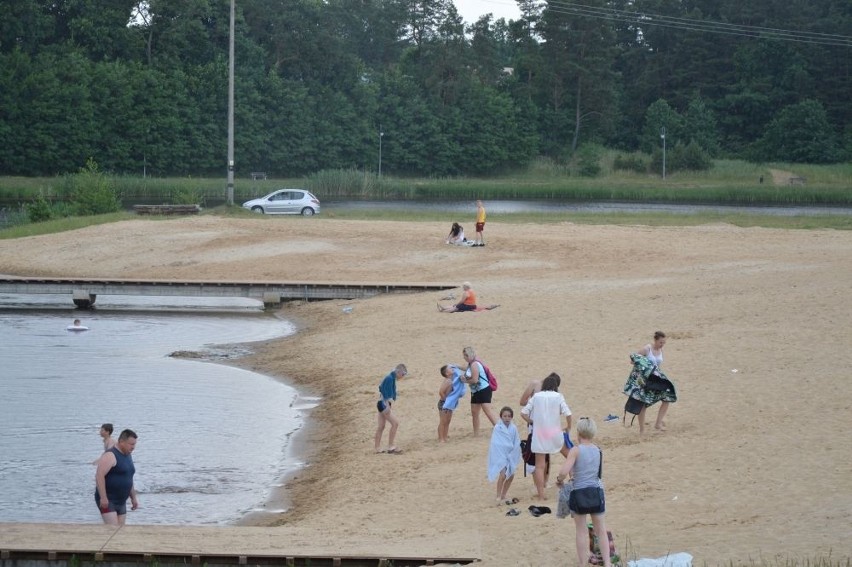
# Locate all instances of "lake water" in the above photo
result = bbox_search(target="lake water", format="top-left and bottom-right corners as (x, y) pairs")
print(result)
(324, 200), (852, 216)
(0, 296), (310, 525)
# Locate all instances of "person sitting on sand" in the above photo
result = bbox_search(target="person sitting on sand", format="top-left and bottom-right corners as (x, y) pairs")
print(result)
(437, 282), (499, 312)
(446, 222), (466, 245)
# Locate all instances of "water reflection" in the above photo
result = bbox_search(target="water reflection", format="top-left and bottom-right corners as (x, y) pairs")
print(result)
(0, 302), (302, 525)
(324, 200), (852, 217)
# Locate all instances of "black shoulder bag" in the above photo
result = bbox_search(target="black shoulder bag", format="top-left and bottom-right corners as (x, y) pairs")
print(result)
(568, 448), (605, 515)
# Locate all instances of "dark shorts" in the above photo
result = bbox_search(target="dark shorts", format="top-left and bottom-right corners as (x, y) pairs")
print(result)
(95, 494), (127, 515)
(455, 303), (477, 312)
(569, 488), (606, 516)
(437, 399), (445, 412)
(377, 400), (392, 413)
(471, 387), (493, 404)
(476, 222), (485, 232)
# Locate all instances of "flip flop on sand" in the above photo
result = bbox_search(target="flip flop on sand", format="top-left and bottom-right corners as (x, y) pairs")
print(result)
(386, 448), (404, 454)
(506, 508), (520, 516)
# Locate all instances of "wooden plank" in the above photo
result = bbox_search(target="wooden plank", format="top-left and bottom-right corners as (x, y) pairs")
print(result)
(0, 524), (479, 565)
(133, 205), (201, 216)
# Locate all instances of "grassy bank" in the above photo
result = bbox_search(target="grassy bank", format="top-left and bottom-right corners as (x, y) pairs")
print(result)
(1, 159), (850, 206)
(0, 212), (133, 239)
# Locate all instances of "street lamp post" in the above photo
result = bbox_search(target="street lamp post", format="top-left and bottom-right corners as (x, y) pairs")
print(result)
(660, 126), (667, 180)
(226, 0), (235, 205)
(378, 130), (384, 177)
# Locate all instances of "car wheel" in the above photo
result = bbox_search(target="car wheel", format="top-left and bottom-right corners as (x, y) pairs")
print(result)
(251, 206), (264, 214)
(301, 207), (315, 217)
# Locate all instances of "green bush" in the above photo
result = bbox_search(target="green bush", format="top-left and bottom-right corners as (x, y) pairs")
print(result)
(613, 153), (648, 173)
(27, 196), (54, 222)
(651, 141), (713, 174)
(672, 140), (713, 171)
(171, 187), (204, 205)
(62, 158), (121, 215)
(574, 144), (603, 177)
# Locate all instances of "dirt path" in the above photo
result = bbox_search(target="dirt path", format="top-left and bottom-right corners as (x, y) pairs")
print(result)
(769, 168), (798, 185)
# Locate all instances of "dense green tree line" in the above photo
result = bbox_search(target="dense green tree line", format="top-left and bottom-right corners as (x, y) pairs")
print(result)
(0, 0), (849, 177)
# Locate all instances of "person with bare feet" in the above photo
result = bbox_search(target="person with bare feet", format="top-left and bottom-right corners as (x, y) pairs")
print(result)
(437, 282), (499, 312)
(438, 364), (465, 442)
(521, 373), (572, 500)
(519, 376), (571, 483)
(488, 406), (522, 504)
(556, 418), (612, 567)
(94, 429), (139, 525)
(626, 331), (677, 435)
(461, 346), (499, 436)
(375, 363), (408, 454)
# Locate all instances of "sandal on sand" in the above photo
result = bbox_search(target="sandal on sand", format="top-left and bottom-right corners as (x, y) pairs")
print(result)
(528, 505), (552, 517)
(504, 497), (519, 505)
(506, 508), (520, 516)
(386, 448), (404, 454)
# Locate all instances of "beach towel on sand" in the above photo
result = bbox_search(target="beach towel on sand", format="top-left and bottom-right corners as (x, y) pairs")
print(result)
(628, 552), (692, 567)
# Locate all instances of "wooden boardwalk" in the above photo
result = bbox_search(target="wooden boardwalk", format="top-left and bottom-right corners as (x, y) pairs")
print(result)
(0, 277), (456, 309)
(132, 205), (202, 216)
(0, 523), (479, 566)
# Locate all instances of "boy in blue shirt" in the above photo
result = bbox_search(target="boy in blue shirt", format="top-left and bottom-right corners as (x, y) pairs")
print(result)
(374, 364), (408, 454)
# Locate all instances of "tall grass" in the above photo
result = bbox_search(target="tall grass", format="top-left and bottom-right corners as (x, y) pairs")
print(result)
(108, 175), (304, 204)
(0, 159), (850, 206)
(304, 168), (412, 199)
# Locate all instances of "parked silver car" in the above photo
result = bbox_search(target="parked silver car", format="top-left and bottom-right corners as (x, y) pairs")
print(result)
(242, 189), (320, 216)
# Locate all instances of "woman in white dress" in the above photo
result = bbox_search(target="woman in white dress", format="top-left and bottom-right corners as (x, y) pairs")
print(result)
(521, 372), (572, 499)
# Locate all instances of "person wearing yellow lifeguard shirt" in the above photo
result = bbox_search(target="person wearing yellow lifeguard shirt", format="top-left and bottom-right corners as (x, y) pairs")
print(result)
(474, 200), (486, 246)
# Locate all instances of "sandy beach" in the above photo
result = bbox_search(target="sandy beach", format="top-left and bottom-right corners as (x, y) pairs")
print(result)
(1, 216), (850, 565)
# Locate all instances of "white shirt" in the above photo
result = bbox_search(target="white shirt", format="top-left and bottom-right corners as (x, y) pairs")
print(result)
(521, 391), (571, 454)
